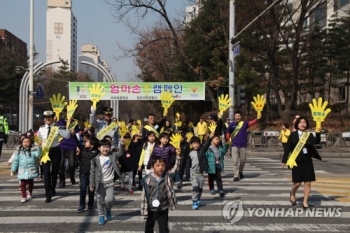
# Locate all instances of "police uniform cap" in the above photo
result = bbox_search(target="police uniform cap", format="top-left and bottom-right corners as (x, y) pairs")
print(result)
(104, 107), (113, 115)
(43, 110), (55, 117)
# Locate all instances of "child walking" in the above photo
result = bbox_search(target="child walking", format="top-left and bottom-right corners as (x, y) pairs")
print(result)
(76, 136), (99, 213)
(141, 156), (177, 233)
(147, 132), (181, 175)
(205, 135), (230, 197)
(187, 134), (213, 210)
(119, 133), (136, 194)
(11, 136), (42, 203)
(90, 138), (123, 225)
(138, 131), (156, 176)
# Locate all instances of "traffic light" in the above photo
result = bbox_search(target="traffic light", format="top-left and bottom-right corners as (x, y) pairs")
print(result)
(236, 85), (246, 106)
(217, 86), (229, 98)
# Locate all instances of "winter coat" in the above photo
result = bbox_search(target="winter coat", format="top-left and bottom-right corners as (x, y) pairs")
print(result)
(129, 139), (143, 171)
(90, 145), (124, 191)
(11, 146), (42, 180)
(147, 144), (176, 172)
(141, 172), (176, 217)
(205, 144), (229, 174)
(186, 136), (212, 173)
(78, 147), (99, 176)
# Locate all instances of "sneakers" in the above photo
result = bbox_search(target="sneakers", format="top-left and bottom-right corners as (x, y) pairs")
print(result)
(106, 210), (112, 220)
(77, 206), (86, 213)
(88, 206), (93, 210)
(209, 189), (215, 195)
(177, 181), (182, 189)
(98, 215), (105, 225)
(219, 190), (226, 197)
(196, 199), (204, 206)
(239, 172), (244, 179)
(26, 193), (32, 201)
(233, 177), (239, 182)
(20, 198), (27, 203)
(192, 201), (199, 210)
(129, 190), (134, 194)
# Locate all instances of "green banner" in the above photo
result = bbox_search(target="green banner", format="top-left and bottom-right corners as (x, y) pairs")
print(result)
(68, 82), (205, 100)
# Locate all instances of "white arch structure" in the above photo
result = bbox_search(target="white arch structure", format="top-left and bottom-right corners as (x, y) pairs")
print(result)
(19, 60), (61, 133)
(80, 61), (119, 118)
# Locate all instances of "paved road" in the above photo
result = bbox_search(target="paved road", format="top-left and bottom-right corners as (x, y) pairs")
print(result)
(0, 150), (350, 232)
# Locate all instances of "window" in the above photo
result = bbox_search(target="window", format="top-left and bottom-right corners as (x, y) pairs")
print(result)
(314, 2), (327, 28)
(339, 86), (346, 101)
(339, 0), (349, 8)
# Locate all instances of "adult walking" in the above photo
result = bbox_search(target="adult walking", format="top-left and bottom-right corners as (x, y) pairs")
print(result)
(90, 107), (119, 147)
(226, 110), (259, 181)
(37, 110), (71, 203)
(282, 116), (322, 208)
(0, 106), (9, 158)
(141, 113), (166, 141)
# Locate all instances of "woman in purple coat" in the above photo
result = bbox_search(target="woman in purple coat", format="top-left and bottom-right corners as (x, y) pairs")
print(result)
(56, 119), (79, 187)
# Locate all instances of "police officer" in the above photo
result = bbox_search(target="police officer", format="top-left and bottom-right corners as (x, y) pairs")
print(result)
(89, 107), (119, 147)
(0, 107), (9, 158)
(37, 110), (70, 203)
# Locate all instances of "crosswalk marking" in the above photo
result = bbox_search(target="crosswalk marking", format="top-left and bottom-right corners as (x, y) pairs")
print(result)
(0, 156), (349, 232)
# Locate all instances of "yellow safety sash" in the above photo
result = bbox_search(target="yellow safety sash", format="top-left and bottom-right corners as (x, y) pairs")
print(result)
(97, 122), (118, 140)
(286, 132), (310, 169)
(230, 121), (244, 139)
(69, 120), (79, 131)
(40, 126), (59, 163)
(144, 125), (160, 138)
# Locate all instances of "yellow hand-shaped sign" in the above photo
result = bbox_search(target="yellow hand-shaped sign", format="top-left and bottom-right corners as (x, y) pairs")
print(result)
(251, 94), (266, 119)
(186, 132), (194, 143)
(130, 125), (140, 137)
(170, 133), (181, 149)
(175, 112), (181, 121)
(66, 99), (78, 120)
(89, 83), (106, 110)
(218, 94), (232, 113)
(309, 97), (331, 131)
(208, 122), (217, 133)
(50, 93), (67, 119)
(160, 91), (175, 116)
(117, 121), (128, 137)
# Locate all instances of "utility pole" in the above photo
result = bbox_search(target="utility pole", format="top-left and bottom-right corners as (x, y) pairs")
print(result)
(228, 0), (235, 120)
(228, 0), (282, 120)
(28, 0), (34, 130)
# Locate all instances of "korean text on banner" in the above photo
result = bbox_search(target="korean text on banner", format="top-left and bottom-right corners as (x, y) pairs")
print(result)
(68, 82), (205, 101)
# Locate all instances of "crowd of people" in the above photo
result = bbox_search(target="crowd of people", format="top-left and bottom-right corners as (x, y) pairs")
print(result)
(4, 103), (323, 232)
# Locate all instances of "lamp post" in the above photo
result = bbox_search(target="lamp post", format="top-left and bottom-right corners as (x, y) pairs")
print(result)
(80, 61), (118, 118)
(28, 0), (34, 131)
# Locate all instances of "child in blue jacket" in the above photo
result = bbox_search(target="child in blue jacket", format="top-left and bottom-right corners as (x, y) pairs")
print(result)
(205, 135), (229, 197)
(11, 136), (42, 203)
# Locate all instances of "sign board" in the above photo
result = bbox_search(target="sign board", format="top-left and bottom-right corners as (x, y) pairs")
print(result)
(36, 85), (44, 98)
(233, 44), (240, 57)
(69, 82), (205, 101)
(263, 131), (279, 137)
(342, 132), (350, 138)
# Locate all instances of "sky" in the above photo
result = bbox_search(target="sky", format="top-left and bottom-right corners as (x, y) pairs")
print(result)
(0, 0), (189, 81)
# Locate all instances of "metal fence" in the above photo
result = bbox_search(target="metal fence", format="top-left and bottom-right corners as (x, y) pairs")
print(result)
(248, 131), (350, 148)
